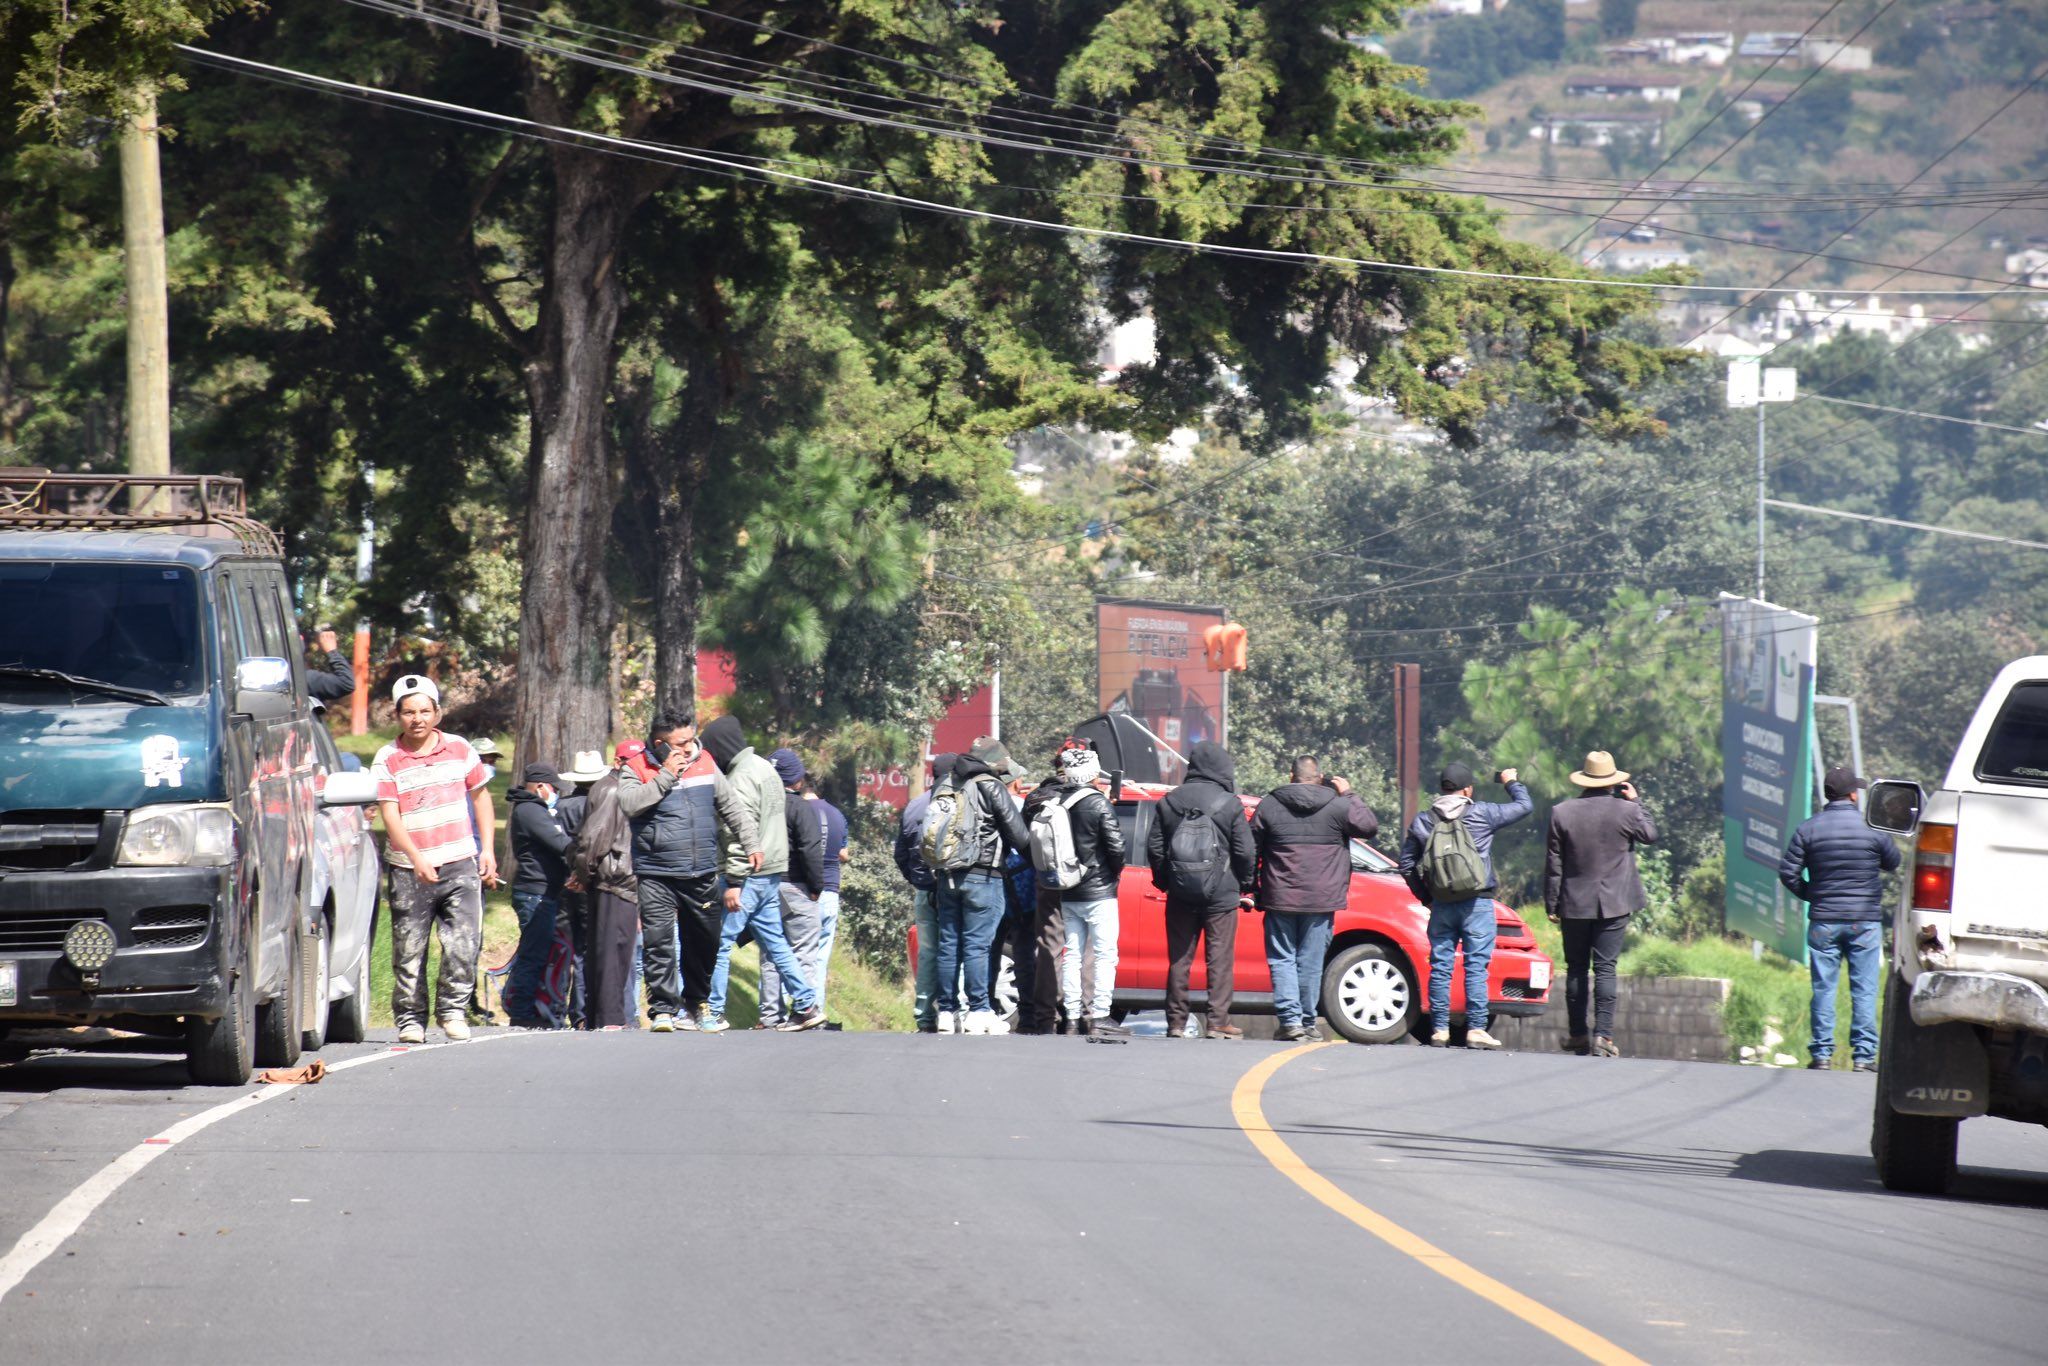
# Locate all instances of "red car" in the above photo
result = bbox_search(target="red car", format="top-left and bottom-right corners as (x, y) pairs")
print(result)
(911, 784), (1554, 1042)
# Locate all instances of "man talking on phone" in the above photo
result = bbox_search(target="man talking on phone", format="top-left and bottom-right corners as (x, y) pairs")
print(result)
(618, 710), (762, 1032)
(1544, 752), (1657, 1058)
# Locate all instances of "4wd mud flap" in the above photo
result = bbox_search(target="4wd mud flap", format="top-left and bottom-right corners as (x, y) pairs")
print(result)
(1887, 971), (1989, 1117)
(1911, 970), (2048, 1035)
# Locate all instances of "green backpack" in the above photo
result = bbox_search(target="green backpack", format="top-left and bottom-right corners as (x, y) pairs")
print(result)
(1419, 811), (1488, 900)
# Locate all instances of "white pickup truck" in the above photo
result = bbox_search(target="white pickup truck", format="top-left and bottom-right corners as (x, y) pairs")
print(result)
(1864, 655), (2048, 1193)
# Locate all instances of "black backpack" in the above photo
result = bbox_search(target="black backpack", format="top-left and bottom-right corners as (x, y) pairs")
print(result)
(1163, 792), (1229, 901)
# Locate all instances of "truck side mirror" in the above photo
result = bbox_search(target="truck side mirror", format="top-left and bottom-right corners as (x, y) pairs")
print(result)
(233, 657), (294, 720)
(1864, 779), (1924, 836)
(320, 770), (380, 808)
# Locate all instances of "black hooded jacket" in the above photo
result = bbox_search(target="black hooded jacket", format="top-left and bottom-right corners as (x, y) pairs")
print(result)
(701, 715), (748, 773)
(1145, 741), (1257, 911)
(1252, 783), (1380, 915)
(507, 787), (574, 897)
(947, 754), (1032, 872)
(1022, 777), (1125, 902)
(894, 753), (958, 891)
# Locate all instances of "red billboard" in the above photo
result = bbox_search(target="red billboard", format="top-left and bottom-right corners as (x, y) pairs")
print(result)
(1096, 599), (1226, 783)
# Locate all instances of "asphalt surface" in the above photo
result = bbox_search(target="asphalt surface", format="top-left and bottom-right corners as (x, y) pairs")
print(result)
(2, 1027), (2045, 1365)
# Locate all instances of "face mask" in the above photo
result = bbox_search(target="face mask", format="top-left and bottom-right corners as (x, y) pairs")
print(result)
(544, 791), (558, 813)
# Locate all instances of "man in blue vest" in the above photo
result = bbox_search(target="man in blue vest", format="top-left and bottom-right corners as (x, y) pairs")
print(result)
(618, 710), (761, 1033)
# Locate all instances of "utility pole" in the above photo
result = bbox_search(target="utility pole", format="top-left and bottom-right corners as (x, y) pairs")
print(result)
(1392, 663), (1421, 833)
(120, 87), (172, 481)
(350, 464), (375, 736)
(1726, 359), (1796, 601)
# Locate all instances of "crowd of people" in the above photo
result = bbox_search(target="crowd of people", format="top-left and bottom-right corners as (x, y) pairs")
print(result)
(364, 670), (1898, 1067)
(368, 679), (847, 1042)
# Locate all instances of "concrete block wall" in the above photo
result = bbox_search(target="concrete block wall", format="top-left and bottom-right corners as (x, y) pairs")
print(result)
(1485, 976), (1732, 1061)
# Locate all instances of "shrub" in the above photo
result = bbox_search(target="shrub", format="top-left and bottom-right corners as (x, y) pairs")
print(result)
(837, 796), (915, 976)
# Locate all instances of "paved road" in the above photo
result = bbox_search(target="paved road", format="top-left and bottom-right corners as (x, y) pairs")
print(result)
(2, 1028), (2044, 1364)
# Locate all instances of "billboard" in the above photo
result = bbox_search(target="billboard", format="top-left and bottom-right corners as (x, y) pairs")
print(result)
(1096, 599), (1227, 785)
(1719, 594), (1818, 963)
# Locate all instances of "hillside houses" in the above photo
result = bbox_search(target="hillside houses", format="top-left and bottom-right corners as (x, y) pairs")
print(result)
(1600, 32), (1732, 66)
(1736, 32), (1873, 67)
(1768, 292), (1937, 345)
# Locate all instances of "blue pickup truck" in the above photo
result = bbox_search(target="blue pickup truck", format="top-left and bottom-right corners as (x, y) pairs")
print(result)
(0, 474), (376, 1083)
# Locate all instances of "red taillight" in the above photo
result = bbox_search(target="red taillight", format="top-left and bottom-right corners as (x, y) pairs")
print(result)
(1911, 823), (1956, 911)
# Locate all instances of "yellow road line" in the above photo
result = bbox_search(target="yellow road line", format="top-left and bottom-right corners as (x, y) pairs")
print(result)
(1231, 1043), (1649, 1366)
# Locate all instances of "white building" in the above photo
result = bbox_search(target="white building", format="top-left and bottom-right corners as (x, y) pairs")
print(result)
(1427, 0), (1486, 16)
(1801, 37), (1873, 69)
(1530, 113), (1665, 148)
(1581, 241), (1691, 272)
(1097, 313), (1157, 378)
(1739, 32), (1805, 59)
(2006, 248), (2048, 290)
(1565, 74), (1687, 102)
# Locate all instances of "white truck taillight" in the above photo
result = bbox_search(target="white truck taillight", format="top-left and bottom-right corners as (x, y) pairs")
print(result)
(1911, 822), (1956, 912)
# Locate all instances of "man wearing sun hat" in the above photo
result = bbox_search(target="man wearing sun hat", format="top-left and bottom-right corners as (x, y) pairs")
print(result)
(1544, 751), (1658, 1058)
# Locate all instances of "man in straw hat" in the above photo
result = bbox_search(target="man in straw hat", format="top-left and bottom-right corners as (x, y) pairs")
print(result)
(1544, 751), (1658, 1058)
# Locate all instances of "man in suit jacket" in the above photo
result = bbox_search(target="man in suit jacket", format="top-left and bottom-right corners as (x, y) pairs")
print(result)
(1545, 751), (1659, 1057)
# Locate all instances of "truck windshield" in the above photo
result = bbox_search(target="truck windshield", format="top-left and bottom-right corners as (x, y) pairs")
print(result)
(0, 562), (206, 698)
(1977, 681), (2048, 787)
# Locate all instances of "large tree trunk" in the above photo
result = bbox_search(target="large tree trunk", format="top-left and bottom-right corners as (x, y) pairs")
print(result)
(650, 486), (701, 721)
(512, 147), (653, 770)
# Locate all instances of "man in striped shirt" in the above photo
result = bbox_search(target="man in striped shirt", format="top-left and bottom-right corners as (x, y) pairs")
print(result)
(372, 674), (497, 1044)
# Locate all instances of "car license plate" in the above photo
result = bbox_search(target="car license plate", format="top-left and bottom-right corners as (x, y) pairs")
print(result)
(0, 961), (16, 1008)
(1528, 960), (1551, 991)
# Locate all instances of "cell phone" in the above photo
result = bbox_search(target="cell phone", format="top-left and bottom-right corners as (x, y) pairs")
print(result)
(648, 739), (672, 766)
(1109, 770), (1124, 803)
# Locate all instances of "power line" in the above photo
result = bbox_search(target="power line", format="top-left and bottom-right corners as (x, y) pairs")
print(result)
(352, 0), (2048, 219)
(1766, 499), (2048, 551)
(174, 48), (2044, 335)
(1805, 393), (2048, 436)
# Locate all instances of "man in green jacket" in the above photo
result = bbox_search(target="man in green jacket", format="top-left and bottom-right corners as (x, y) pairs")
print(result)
(701, 716), (823, 1031)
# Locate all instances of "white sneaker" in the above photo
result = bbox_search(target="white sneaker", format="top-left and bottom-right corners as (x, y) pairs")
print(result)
(1466, 1028), (1503, 1050)
(397, 1023), (426, 1045)
(1428, 1029), (1450, 1047)
(441, 1017), (471, 1042)
(936, 1010), (957, 1035)
(963, 1010), (1009, 1036)
(651, 1014), (675, 1033)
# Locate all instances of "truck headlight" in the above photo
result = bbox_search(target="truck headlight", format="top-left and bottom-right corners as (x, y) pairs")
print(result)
(117, 804), (237, 867)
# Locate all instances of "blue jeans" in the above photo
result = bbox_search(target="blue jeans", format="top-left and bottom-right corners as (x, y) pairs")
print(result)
(912, 888), (938, 1026)
(1808, 919), (1882, 1062)
(505, 889), (560, 1022)
(815, 889), (840, 1007)
(1428, 896), (1496, 1033)
(709, 874), (814, 1018)
(1264, 912), (1335, 1029)
(933, 873), (1006, 1014)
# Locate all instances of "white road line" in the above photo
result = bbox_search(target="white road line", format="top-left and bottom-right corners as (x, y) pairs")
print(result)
(0, 1031), (541, 1302)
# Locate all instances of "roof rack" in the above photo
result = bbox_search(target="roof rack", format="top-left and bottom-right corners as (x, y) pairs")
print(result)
(0, 473), (282, 559)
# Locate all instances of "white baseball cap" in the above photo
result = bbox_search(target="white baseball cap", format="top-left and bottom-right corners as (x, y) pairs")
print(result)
(392, 674), (441, 706)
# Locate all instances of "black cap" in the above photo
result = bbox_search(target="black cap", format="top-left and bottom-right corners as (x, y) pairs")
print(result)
(1439, 761), (1475, 793)
(522, 764), (562, 789)
(1824, 765), (1866, 801)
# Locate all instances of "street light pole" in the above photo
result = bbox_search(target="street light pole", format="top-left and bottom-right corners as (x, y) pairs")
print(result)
(1727, 359), (1796, 602)
(1756, 397), (1767, 602)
